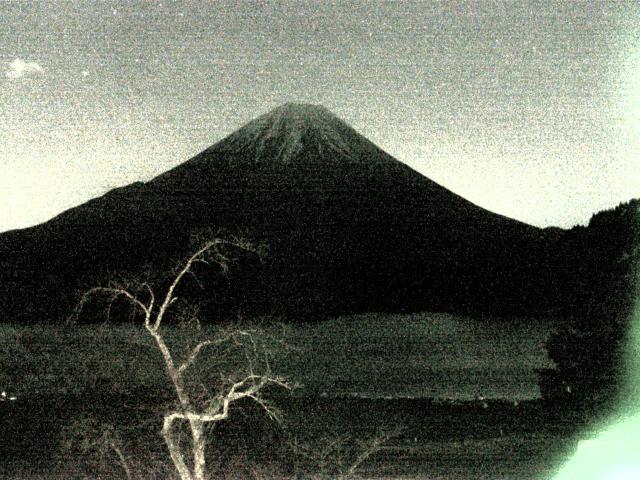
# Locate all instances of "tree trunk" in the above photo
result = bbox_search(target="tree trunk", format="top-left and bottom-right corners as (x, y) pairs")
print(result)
(191, 419), (207, 480)
(163, 415), (194, 480)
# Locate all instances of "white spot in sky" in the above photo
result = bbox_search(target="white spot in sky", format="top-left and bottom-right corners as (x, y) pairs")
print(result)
(5, 58), (44, 79)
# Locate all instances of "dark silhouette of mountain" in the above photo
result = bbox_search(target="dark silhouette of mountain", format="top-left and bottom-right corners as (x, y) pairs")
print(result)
(0, 103), (612, 323)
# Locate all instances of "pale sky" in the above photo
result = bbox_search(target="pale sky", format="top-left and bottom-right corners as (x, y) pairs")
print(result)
(1, 0), (638, 233)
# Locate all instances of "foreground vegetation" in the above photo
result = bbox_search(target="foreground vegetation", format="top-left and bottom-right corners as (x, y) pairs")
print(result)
(0, 320), (587, 479)
(0, 231), (606, 479)
(0, 310), (555, 400)
(1, 394), (582, 479)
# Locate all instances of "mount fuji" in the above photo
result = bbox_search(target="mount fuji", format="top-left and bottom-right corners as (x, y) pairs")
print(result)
(0, 103), (560, 322)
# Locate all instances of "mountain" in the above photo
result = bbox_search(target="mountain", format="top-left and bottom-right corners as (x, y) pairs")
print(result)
(0, 103), (566, 323)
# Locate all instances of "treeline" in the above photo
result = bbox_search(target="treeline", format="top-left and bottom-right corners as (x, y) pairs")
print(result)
(539, 199), (640, 413)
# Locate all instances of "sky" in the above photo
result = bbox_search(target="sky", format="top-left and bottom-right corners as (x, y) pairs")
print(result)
(1, 0), (638, 233)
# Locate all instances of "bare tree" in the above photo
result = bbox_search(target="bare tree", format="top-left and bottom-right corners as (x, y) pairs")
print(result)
(289, 426), (403, 479)
(64, 419), (134, 480)
(75, 238), (291, 480)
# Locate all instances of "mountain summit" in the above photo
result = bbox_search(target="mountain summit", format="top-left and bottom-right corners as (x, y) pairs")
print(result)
(155, 102), (431, 184)
(0, 104), (558, 322)
(218, 103), (361, 164)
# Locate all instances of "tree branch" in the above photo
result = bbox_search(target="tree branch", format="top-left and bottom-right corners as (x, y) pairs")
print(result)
(177, 329), (255, 374)
(142, 282), (155, 315)
(345, 427), (403, 478)
(178, 337), (227, 374)
(154, 238), (251, 330)
(154, 241), (219, 330)
(78, 286), (151, 324)
(108, 440), (134, 480)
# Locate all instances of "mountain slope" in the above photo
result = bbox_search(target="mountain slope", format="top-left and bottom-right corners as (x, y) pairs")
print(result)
(0, 103), (560, 323)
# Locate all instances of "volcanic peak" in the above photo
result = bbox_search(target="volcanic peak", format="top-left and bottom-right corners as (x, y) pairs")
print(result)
(220, 103), (359, 164)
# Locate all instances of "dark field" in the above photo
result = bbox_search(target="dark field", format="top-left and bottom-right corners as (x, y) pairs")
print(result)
(0, 393), (587, 479)
(0, 317), (584, 479)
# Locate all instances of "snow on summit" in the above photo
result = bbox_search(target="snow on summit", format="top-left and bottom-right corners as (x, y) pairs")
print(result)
(221, 103), (358, 164)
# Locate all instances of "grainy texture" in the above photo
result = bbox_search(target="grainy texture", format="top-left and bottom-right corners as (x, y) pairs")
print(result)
(1, 1), (638, 232)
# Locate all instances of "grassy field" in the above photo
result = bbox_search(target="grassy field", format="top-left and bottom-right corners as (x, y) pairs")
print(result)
(283, 312), (555, 400)
(0, 312), (555, 400)
(1, 394), (583, 479)
(0, 313), (582, 479)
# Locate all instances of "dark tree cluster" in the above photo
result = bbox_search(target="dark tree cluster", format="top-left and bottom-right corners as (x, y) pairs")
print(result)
(539, 199), (640, 414)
